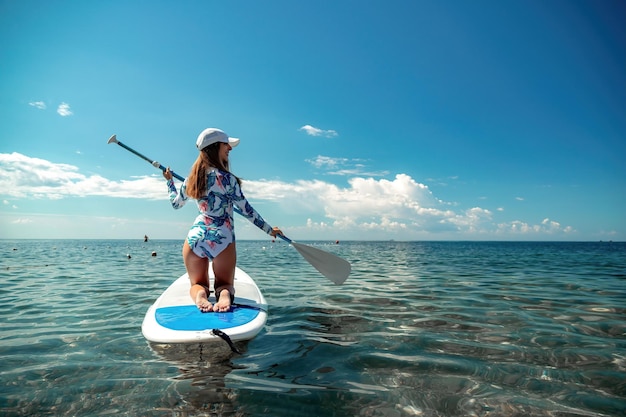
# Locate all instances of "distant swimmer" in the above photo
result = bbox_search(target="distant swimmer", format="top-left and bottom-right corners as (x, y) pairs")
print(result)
(144, 235), (149, 242)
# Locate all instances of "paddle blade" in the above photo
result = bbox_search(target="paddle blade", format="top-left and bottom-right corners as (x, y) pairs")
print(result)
(291, 242), (351, 285)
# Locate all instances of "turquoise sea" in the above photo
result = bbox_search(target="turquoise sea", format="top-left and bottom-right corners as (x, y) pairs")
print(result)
(1, 240), (624, 416)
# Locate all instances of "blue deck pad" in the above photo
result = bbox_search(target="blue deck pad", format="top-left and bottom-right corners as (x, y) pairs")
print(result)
(155, 305), (260, 331)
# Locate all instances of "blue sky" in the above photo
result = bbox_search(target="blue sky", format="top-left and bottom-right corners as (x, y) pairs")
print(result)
(1, 0), (624, 241)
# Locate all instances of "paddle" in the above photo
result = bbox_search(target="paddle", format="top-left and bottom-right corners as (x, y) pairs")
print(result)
(276, 235), (350, 285)
(107, 134), (351, 285)
(108, 135), (186, 182)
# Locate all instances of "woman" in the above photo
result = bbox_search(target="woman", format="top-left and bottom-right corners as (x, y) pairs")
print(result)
(163, 128), (282, 313)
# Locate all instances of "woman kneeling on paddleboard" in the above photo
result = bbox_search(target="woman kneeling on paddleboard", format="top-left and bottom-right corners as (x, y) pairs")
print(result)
(163, 128), (282, 313)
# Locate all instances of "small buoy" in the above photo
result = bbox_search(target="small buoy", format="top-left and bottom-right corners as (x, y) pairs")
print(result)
(151, 251), (157, 257)
(126, 253), (131, 259)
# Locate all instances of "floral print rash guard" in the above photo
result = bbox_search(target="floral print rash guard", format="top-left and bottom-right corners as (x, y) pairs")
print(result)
(166, 168), (274, 259)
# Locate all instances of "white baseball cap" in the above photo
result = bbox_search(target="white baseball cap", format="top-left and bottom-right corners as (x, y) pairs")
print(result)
(196, 128), (240, 150)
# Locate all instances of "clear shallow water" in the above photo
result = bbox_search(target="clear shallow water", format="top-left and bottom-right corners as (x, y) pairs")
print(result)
(1, 240), (624, 417)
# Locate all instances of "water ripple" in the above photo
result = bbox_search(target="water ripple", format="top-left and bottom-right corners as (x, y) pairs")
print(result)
(1, 240), (625, 416)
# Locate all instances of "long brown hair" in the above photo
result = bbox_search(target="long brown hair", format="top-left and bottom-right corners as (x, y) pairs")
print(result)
(186, 142), (241, 199)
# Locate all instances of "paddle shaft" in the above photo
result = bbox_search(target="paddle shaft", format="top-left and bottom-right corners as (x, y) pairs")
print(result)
(108, 135), (185, 182)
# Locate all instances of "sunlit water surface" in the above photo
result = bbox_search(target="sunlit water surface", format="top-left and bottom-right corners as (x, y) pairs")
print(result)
(1, 240), (624, 416)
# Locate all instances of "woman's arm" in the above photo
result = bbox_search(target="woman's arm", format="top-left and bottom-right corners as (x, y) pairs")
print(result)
(231, 179), (275, 235)
(164, 167), (188, 209)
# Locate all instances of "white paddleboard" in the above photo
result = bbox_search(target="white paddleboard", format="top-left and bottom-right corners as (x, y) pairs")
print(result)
(141, 265), (267, 344)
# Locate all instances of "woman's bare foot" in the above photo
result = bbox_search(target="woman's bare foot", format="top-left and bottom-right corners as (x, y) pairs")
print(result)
(213, 289), (232, 312)
(195, 290), (213, 312)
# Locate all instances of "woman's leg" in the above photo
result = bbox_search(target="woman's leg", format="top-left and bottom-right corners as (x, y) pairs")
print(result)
(183, 241), (212, 312)
(212, 242), (236, 312)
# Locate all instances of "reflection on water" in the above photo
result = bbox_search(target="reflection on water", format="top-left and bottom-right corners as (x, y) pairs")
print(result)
(0, 240), (624, 416)
(149, 342), (240, 416)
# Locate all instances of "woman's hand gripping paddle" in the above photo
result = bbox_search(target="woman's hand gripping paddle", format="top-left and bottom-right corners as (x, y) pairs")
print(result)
(107, 134), (351, 284)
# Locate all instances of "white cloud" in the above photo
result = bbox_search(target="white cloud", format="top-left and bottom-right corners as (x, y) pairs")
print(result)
(306, 155), (389, 177)
(57, 102), (73, 116)
(497, 218), (574, 235)
(12, 218), (33, 224)
(0, 152), (163, 200)
(307, 155), (348, 168)
(27, 101), (73, 115)
(244, 174), (495, 236)
(0, 152), (576, 239)
(29, 101), (47, 110)
(299, 125), (338, 138)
